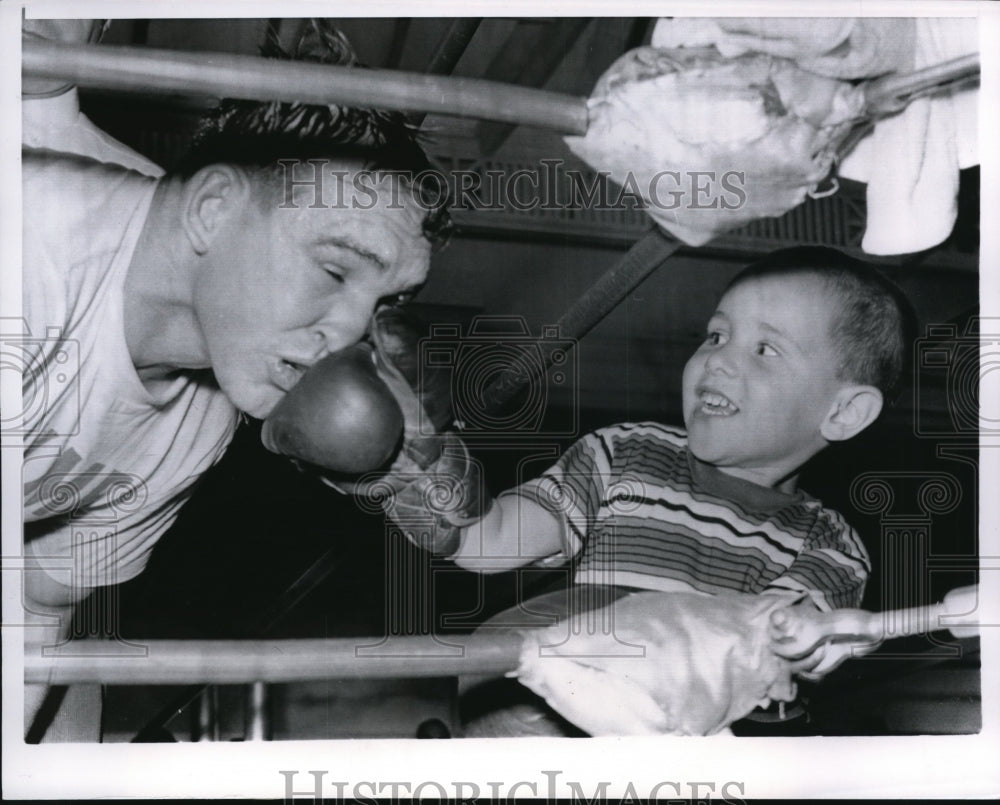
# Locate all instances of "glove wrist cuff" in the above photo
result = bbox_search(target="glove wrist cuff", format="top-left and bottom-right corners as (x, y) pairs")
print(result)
(380, 433), (493, 557)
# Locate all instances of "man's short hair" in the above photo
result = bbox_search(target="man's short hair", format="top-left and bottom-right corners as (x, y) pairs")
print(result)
(725, 246), (917, 404)
(175, 20), (452, 248)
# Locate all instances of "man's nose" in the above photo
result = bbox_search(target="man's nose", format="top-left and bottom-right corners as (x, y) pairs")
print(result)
(313, 297), (378, 354)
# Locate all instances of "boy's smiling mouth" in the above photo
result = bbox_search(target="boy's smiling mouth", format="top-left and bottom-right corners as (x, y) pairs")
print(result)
(696, 387), (740, 416)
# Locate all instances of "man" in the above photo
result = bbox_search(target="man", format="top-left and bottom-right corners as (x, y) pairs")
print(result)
(22, 21), (451, 740)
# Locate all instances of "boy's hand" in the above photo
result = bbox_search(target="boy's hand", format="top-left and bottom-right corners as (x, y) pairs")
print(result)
(768, 599), (883, 681)
(789, 641), (876, 681)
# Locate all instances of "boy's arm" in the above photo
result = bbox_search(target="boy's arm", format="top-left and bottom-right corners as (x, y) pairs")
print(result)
(451, 492), (567, 574)
(763, 509), (871, 612)
(763, 510), (873, 678)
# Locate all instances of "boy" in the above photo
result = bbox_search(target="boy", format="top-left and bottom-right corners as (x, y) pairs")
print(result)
(420, 245), (913, 735)
(445, 247), (913, 617)
(363, 246), (914, 728)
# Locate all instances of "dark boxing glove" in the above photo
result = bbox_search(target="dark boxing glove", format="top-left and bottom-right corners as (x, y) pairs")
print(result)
(334, 307), (494, 558)
(261, 342), (404, 474)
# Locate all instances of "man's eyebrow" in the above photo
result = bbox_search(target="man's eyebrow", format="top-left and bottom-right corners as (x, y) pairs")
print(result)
(314, 237), (387, 271)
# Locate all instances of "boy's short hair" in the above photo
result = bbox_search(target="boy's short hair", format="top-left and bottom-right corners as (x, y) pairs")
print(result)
(726, 246), (917, 404)
(175, 19), (452, 248)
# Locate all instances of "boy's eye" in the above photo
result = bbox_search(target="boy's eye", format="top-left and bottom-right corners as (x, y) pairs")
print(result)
(755, 342), (778, 357)
(706, 331), (727, 346)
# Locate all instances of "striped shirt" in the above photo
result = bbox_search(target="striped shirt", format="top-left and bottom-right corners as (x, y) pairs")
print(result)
(513, 422), (870, 611)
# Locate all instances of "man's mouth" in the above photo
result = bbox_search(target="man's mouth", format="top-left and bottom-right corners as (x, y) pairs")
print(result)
(270, 357), (308, 392)
(696, 388), (739, 416)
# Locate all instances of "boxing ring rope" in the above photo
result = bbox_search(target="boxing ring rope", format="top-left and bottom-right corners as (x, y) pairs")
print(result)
(27, 591), (979, 687)
(22, 40), (589, 135)
(27, 633), (525, 686)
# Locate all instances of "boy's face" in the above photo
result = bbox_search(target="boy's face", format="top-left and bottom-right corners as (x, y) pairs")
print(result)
(681, 273), (847, 488)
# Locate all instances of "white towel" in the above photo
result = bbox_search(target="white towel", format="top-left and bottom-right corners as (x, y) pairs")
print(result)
(838, 18), (978, 255)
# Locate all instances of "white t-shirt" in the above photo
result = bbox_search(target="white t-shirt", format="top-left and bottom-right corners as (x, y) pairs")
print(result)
(22, 150), (240, 588)
(22, 88), (163, 177)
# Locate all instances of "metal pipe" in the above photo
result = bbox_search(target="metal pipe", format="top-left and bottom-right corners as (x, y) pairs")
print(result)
(22, 40), (589, 135)
(246, 682), (268, 741)
(26, 632), (526, 686)
(195, 687), (217, 742)
(864, 53), (980, 114)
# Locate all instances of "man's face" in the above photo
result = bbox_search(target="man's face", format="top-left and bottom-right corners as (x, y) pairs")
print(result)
(194, 168), (432, 419)
(681, 273), (846, 487)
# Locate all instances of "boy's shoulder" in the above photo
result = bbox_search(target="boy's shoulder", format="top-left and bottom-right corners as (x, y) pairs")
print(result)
(584, 422), (690, 479)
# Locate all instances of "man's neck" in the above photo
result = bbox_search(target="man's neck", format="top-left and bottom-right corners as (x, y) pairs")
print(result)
(123, 177), (209, 382)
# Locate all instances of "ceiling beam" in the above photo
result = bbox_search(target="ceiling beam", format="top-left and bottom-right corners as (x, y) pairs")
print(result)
(424, 18), (483, 75)
(385, 18), (411, 69)
(409, 19), (483, 129)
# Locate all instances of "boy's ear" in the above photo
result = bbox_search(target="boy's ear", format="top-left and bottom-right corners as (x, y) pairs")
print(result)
(181, 165), (251, 256)
(821, 385), (883, 442)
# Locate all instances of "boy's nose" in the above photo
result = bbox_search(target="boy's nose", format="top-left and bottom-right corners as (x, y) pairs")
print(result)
(704, 345), (737, 376)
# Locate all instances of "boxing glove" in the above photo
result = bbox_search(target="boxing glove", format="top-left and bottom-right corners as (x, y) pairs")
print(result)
(261, 342), (404, 474)
(332, 307), (493, 557)
(369, 306), (454, 436)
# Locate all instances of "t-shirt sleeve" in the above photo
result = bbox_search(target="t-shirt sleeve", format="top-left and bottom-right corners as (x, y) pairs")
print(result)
(508, 429), (615, 566)
(763, 507), (871, 610)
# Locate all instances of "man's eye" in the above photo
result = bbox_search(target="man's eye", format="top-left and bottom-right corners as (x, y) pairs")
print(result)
(323, 265), (346, 284)
(756, 342), (778, 357)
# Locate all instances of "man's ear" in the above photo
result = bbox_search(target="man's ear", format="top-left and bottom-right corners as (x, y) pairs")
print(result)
(181, 165), (251, 255)
(821, 385), (884, 442)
